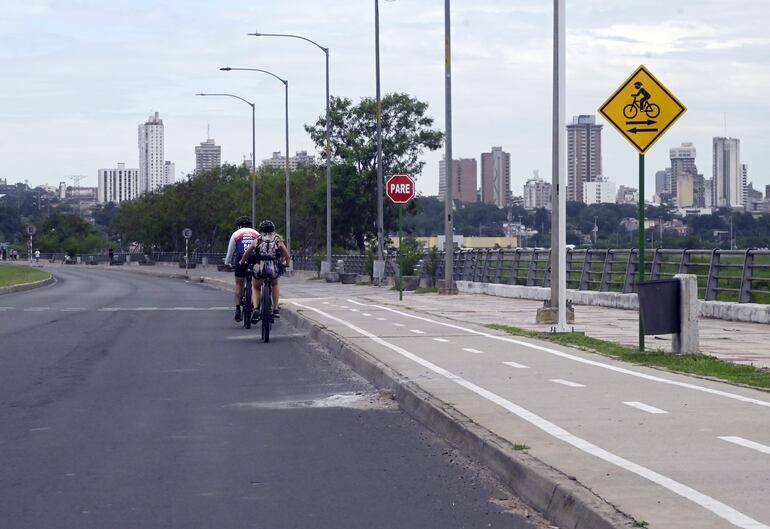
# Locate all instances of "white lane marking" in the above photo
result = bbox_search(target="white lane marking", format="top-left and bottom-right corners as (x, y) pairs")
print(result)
(362, 313), (372, 317)
(346, 299), (770, 410)
(410, 329), (426, 335)
(623, 401), (668, 415)
(550, 379), (585, 388)
(322, 301), (329, 305)
(376, 317), (386, 321)
(349, 308), (359, 312)
(393, 323), (405, 327)
(62, 307), (85, 312)
(23, 307), (49, 312)
(503, 361), (529, 369)
(295, 301), (768, 529)
(433, 338), (451, 343)
(341, 305), (349, 309)
(719, 436), (770, 456)
(0, 307), (13, 310)
(463, 348), (484, 354)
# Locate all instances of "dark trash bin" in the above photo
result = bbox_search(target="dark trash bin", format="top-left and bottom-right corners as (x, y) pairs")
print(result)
(637, 279), (681, 335)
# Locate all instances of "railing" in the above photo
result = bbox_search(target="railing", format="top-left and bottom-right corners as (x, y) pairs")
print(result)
(19, 248), (769, 304)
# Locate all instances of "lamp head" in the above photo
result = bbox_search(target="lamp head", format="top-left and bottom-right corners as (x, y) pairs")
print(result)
(219, 67), (231, 71)
(195, 93), (206, 96)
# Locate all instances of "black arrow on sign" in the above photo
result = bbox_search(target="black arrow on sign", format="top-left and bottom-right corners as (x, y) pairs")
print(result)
(625, 119), (657, 126)
(628, 127), (659, 134)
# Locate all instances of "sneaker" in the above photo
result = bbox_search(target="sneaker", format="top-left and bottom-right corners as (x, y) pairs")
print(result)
(234, 307), (242, 322)
(273, 306), (281, 317)
(251, 312), (260, 324)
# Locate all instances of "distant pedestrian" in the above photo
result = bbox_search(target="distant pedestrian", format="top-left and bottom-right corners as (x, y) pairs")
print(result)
(11, 249), (18, 261)
(34, 249), (41, 263)
(108, 248), (114, 263)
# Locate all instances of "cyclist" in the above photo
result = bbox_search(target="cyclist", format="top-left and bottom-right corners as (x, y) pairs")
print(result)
(632, 81), (651, 112)
(240, 219), (291, 322)
(224, 215), (260, 323)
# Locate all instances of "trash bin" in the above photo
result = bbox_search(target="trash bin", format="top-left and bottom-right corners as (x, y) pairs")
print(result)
(637, 279), (681, 335)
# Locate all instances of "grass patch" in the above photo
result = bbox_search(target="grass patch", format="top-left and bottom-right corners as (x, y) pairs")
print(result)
(0, 265), (50, 288)
(513, 443), (530, 451)
(415, 286), (438, 294)
(487, 323), (770, 390)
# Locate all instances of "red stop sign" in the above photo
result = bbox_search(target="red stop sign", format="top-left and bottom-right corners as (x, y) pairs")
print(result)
(386, 174), (415, 204)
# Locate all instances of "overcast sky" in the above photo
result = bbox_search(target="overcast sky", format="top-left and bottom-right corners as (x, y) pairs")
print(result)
(1, 0), (769, 199)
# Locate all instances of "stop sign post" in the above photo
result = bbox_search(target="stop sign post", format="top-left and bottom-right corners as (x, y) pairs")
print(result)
(386, 174), (416, 300)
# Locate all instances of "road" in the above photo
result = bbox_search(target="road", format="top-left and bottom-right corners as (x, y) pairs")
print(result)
(0, 266), (550, 529)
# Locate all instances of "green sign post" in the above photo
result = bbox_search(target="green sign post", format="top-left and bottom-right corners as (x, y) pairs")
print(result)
(599, 65), (686, 352)
(386, 174), (416, 301)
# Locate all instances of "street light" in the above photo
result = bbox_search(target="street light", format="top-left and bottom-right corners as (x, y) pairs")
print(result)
(220, 67), (291, 255)
(250, 30), (332, 272)
(195, 92), (256, 227)
(441, 0), (456, 294)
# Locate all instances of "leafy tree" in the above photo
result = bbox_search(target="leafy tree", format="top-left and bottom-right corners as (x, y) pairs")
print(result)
(305, 92), (444, 252)
(34, 213), (108, 255)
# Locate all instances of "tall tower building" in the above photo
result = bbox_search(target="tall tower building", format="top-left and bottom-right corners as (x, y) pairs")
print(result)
(164, 161), (175, 185)
(523, 170), (552, 210)
(98, 163), (140, 204)
(567, 115), (602, 203)
(138, 112), (165, 194)
(195, 138), (221, 174)
(713, 137), (742, 208)
(438, 157), (477, 204)
(670, 142), (698, 201)
(741, 164), (749, 207)
(480, 147), (511, 208)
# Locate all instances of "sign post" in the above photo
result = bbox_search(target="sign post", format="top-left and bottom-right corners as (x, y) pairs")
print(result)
(599, 65), (686, 352)
(182, 228), (193, 277)
(25, 225), (36, 264)
(385, 174), (416, 301)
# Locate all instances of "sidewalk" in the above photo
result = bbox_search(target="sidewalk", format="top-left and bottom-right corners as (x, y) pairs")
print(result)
(77, 261), (770, 369)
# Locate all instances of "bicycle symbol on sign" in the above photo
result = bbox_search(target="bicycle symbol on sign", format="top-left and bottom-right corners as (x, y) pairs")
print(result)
(623, 81), (661, 119)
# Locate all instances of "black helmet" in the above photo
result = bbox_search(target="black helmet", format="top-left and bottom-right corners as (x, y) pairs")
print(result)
(259, 219), (275, 233)
(236, 216), (252, 228)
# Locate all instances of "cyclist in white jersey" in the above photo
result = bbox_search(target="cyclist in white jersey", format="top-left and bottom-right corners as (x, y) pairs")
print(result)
(224, 216), (260, 322)
(240, 219), (291, 322)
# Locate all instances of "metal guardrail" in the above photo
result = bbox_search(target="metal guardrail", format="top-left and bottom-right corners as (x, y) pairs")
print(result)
(19, 248), (769, 304)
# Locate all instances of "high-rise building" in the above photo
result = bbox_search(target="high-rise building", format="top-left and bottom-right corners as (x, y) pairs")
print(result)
(670, 142), (698, 200)
(583, 177), (616, 205)
(655, 169), (671, 196)
(616, 186), (639, 204)
(523, 170), (551, 210)
(195, 138), (221, 174)
(164, 161), (175, 185)
(567, 115), (602, 203)
(741, 164), (749, 207)
(261, 150), (316, 171)
(713, 137), (742, 208)
(98, 163), (140, 204)
(480, 146), (511, 208)
(138, 112), (165, 194)
(438, 157), (477, 203)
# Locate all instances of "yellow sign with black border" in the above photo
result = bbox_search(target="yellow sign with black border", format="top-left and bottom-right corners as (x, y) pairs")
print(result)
(598, 65), (686, 154)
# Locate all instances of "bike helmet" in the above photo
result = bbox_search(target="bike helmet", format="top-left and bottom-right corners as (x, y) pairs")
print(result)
(634, 81), (643, 88)
(259, 219), (275, 233)
(236, 216), (252, 229)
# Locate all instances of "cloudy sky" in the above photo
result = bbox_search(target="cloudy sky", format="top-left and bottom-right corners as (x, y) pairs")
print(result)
(1, 0), (769, 199)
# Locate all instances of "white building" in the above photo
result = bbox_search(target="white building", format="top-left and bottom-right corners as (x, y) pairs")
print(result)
(138, 112), (166, 194)
(523, 170), (551, 210)
(261, 150), (316, 171)
(713, 137), (742, 208)
(98, 163), (140, 204)
(164, 161), (175, 185)
(583, 177), (616, 205)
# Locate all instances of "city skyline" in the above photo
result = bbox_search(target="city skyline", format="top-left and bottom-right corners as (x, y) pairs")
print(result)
(1, 1), (769, 199)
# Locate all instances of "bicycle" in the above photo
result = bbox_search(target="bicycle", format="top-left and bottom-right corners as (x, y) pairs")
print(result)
(255, 258), (280, 343)
(623, 96), (660, 119)
(240, 263), (255, 330)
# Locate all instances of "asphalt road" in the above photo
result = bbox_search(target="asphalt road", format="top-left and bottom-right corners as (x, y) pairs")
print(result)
(0, 267), (551, 529)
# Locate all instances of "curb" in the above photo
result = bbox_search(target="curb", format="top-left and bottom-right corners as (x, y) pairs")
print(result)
(281, 306), (636, 529)
(0, 275), (56, 296)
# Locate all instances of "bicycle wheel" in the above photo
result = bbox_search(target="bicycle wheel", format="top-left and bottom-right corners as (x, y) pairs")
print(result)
(261, 283), (271, 343)
(645, 103), (661, 119)
(623, 103), (638, 119)
(243, 277), (253, 329)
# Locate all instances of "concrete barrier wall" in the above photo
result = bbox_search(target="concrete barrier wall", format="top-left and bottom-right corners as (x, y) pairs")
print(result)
(456, 281), (770, 324)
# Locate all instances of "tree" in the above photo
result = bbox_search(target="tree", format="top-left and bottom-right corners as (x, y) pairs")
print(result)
(34, 212), (108, 255)
(305, 93), (444, 252)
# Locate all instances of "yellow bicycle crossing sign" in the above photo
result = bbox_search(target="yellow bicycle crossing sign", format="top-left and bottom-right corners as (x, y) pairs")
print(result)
(598, 65), (686, 154)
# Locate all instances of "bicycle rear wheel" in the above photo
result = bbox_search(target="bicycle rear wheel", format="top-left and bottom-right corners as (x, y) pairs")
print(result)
(261, 283), (271, 343)
(243, 277), (253, 329)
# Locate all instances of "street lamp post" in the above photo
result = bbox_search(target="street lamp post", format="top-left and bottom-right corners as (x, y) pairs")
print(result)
(196, 92), (256, 227)
(441, 0), (456, 294)
(220, 67), (291, 255)
(250, 31), (332, 272)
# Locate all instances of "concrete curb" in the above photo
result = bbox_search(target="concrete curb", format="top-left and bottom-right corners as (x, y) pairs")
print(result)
(281, 306), (636, 529)
(0, 275), (56, 296)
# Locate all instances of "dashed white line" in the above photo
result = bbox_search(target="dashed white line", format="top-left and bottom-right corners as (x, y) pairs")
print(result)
(362, 313), (372, 317)
(463, 348), (484, 354)
(433, 338), (451, 343)
(503, 361), (529, 369)
(623, 401), (668, 414)
(376, 317), (386, 321)
(550, 379), (585, 388)
(294, 300), (768, 529)
(719, 436), (770, 456)
(23, 307), (49, 312)
(349, 308), (359, 312)
(410, 329), (426, 335)
(393, 323), (405, 327)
